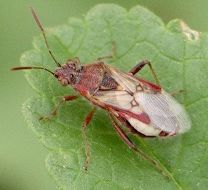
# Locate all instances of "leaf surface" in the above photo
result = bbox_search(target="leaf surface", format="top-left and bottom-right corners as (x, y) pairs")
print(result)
(21, 4), (208, 190)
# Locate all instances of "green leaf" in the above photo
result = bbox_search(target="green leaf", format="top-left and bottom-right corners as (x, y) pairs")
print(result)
(21, 4), (208, 190)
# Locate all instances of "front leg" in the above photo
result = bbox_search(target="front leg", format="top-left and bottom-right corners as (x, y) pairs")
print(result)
(40, 95), (78, 120)
(129, 60), (160, 85)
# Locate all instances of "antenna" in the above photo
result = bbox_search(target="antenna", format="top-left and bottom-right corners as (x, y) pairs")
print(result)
(30, 7), (61, 67)
(11, 66), (55, 76)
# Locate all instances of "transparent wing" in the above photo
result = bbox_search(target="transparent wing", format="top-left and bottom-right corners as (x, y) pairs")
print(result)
(135, 90), (191, 133)
(99, 65), (191, 134)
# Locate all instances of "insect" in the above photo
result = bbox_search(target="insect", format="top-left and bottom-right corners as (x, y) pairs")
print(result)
(12, 8), (191, 173)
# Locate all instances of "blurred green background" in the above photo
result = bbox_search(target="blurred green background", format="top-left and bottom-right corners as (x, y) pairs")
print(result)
(1, 0), (208, 189)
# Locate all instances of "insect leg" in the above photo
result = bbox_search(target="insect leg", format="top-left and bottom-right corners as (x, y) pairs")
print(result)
(97, 41), (116, 60)
(129, 60), (160, 85)
(39, 95), (78, 120)
(109, 114), (171, 178)
(170, 89), (185, 96)
(109, 114), (137, 151)
(82, 107), (96, 128)
(82, 107), (96, 170)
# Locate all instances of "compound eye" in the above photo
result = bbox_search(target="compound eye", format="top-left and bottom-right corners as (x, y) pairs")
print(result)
(72, 64), (76, 69)
(70, 74), (76, 83)
(61, 78), (68, 86)
(70, 74), (74, 79)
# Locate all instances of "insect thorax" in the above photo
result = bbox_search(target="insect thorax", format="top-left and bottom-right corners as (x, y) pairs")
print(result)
(74, 63), (118, 95)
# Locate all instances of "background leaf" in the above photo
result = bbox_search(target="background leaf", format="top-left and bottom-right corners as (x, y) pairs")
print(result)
(21, 4), (208, 190)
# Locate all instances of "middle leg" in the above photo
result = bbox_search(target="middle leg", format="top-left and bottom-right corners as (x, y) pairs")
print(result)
(97, 41), (116, 61)
(129, 60), (160, 85)
(81, 107), (96, 170)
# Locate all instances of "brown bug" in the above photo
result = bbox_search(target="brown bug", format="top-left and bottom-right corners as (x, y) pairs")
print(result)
(12, 8), (191, 172)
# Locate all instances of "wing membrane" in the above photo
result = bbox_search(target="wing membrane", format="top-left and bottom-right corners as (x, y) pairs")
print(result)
(95, 65), (191, 135)
(135, 90), (191, 133)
